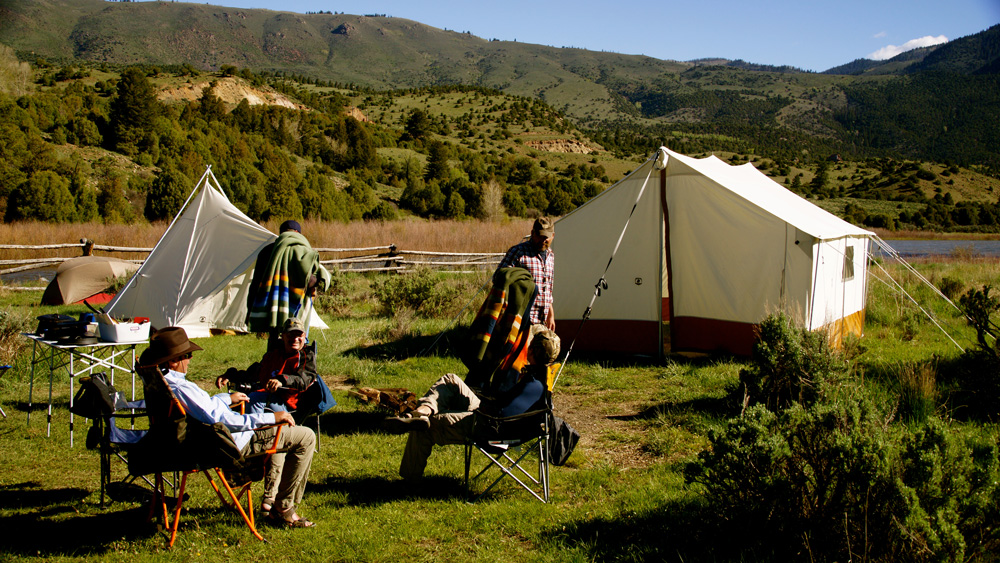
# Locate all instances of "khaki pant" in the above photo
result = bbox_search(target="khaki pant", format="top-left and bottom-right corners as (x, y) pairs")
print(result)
(399, 373), (480, 479)
(244, 424), (315, 514)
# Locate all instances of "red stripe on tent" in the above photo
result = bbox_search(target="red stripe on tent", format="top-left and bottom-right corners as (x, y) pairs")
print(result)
(555, 320), (660, 355)
(671, 317), (757, 357)
(75, 292), (115, 305)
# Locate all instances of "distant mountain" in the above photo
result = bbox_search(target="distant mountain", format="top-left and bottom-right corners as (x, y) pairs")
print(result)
(824, 25), (1000, 76)
(824, 47), (934, 75)
(908, 23), (1000, 74)
(1, 0), (997, 171)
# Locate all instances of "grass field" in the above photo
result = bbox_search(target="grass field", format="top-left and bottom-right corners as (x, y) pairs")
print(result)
(0, 255), (996, 562)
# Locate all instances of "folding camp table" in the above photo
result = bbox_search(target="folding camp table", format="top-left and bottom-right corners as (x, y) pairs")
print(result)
(21, 333), (146, 447)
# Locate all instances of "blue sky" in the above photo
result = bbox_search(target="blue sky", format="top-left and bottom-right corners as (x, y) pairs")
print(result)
(176, 0), (999, 72)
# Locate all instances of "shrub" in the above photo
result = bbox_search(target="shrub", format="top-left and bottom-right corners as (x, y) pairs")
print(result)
(313, 272), (370, 319)
(937, 276), (964, 300)
(888, 420), (1000, 562)
(690, 393), (1000, 561)
(689, 390), (892, 561)
(936, 285), (1000, 420)
(371, 268), (469, 318)
(739, 312), (847, 411)
(0, 306), (34, 365)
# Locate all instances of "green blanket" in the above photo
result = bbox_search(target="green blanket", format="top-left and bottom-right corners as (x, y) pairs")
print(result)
(246, 231), (331, 332)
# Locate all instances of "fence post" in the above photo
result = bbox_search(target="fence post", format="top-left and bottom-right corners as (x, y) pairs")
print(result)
(81, 238), (94, 256)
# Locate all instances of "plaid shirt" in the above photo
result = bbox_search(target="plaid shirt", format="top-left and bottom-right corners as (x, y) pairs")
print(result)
(497, 241), (554, 325)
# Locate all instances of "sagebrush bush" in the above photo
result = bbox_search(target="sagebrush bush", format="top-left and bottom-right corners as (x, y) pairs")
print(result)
(938, 285), (1000, 420)
(739, 312), (848, 411)
(691, 311), (1000, 562)
(371, 268), (473, 318)
(313, 271), (371, 318)
(888, 420), (1000, 562)
(0, 306), (33, 365)
(689, 388), (893, 561)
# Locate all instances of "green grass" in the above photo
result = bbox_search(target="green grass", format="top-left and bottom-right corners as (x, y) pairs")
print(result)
(0, 258), (996, 561)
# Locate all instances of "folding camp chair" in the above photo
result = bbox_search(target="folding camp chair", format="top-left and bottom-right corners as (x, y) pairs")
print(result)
(70, 372), (152, 508)
(464, 399), (552, 503)
(130, 365), (287, 548)
(463, 363), (561, 503)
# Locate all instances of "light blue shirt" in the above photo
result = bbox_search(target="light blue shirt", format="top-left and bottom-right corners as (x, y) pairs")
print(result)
(164, 369), (276, 450)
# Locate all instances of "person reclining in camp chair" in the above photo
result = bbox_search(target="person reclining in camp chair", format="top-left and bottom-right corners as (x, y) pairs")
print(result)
(383, 325), (560, 481)
(141, 326), (318, 528)
(215, 317), (319, 421)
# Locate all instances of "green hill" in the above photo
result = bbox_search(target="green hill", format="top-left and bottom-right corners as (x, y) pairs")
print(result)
(0, 0), (998, 233)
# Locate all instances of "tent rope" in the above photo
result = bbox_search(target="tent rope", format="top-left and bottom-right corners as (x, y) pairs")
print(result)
(866, 250), (967, 352)
(553, 151), (661, 388)
(870, 234), (996, 346)
(871, 236), (963, 312)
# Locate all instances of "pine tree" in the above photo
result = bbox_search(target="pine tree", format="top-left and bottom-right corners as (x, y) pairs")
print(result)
(108, 67), (160, 156)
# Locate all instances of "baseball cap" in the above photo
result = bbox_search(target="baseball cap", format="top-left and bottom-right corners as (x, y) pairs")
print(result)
(529, 326), (560, 365)
(532, 217), (554, 238)
(282, 317), (305, 334)
(279, 220), (302, 233)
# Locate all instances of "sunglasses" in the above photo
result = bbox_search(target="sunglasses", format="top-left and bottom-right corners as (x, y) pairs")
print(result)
(178, 353), (193, 360)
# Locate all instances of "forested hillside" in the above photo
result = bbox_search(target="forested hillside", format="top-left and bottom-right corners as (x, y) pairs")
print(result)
(0, 1), (997, 232)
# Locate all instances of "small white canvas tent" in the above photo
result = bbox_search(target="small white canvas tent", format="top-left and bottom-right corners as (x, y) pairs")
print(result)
(107, 168), (327, 338)
(553, 147), (873, 357)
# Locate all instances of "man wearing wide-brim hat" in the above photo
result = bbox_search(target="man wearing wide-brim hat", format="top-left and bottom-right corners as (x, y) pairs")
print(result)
(140, 326), (318, 528)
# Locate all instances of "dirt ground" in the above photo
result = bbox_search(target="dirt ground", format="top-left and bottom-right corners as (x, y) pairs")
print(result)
(329, 375), (658, 470)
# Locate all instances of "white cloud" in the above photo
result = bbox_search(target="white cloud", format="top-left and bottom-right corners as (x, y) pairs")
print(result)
(868, 35), (949, 60)
(873, 31), (887, 39)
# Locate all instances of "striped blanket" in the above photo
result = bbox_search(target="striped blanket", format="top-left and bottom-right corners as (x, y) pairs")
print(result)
(463, 267), (536, 394)
(246, 231), (331, 333)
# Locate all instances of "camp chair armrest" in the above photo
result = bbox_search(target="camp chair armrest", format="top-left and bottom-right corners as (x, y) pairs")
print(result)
(473, 407), (550, 423)
(243, 421), (292, 460)
(108, 410), (148, 421)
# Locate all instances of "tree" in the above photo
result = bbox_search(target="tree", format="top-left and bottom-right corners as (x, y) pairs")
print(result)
(343, 117), (377, 170)
(479, 179), (506, 221)
(108, 67), (160, 156)
(8, 171), (75, 222)
(404, 108), (432, 141)
(144, 167), (190, 221)
(424, 140), (450, 182)
(199, 84), (226, 122)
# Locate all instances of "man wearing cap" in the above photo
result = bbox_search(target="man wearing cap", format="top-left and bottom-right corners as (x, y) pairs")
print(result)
(216, 317), (318, 418)
(496, 217), (556, 330)
(383, 326), (560, 481)
(141, 326), (317, 528)
(246, 219), (332, 350)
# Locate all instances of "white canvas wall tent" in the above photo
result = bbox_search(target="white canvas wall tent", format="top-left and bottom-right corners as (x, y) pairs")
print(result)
(553, 147), (874, 357)
(106, 167), (328, 338)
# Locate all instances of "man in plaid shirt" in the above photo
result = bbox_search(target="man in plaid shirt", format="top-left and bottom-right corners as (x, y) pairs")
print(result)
(496, 217), (555, 330)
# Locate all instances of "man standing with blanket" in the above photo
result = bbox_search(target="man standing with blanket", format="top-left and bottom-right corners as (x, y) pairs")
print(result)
(247, 220), (331, 350)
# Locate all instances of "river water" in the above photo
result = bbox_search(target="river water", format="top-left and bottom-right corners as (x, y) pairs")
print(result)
(872, 239), (1000, 258)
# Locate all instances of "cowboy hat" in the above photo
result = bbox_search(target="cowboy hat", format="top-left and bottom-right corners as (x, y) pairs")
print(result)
(139, 326), (202, 367)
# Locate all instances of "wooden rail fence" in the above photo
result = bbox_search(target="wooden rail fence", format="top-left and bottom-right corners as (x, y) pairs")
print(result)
(0, 238), (504, 288)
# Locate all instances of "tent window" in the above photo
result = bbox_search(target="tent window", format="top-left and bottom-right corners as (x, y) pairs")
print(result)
(843, 246), (855, 281)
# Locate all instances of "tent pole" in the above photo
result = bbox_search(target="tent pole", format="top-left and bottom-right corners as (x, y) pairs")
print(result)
(106, 165), (214, 318)
(660, 166), (673, 359)
(554, 150), (664, 387)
